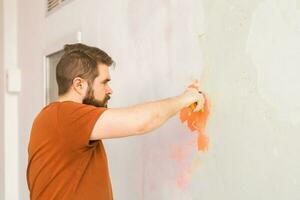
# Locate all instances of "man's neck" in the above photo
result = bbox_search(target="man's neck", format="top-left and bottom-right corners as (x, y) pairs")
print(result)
(58, 95), (82, 103)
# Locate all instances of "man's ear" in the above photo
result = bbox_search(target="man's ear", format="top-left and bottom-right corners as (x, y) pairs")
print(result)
(72, 77), (88, 95)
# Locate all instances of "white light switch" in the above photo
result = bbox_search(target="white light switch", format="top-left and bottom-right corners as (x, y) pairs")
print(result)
(6, 68), (21, 93)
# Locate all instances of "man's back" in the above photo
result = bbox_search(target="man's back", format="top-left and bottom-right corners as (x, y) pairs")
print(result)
(27, 101), (113, 200)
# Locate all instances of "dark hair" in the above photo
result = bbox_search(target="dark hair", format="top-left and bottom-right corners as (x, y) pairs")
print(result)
(56, 43), (115, 96)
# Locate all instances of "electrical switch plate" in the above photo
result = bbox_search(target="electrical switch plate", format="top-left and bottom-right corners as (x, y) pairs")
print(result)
(6, 68), (21, 93)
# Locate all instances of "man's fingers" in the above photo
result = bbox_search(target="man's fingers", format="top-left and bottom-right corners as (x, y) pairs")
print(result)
(193, 95), (205, 112)
(188, 79), (199, 89)
(188, 85), (199, 90)
(193, 103), (203, 112)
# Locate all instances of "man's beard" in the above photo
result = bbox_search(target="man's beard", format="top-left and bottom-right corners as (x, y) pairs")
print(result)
(82, 87), (110, 108)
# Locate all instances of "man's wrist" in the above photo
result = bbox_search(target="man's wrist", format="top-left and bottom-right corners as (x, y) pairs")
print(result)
(176, 94), (192, 109)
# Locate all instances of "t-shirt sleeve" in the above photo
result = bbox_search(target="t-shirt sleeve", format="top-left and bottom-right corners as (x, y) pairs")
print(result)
(57, 102), (108, 149)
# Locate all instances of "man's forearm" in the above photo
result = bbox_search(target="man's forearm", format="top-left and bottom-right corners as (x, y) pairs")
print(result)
(133, 94), (191, 135)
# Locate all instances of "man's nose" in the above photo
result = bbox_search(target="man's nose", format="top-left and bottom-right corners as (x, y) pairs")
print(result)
(105, 86), (113, 95)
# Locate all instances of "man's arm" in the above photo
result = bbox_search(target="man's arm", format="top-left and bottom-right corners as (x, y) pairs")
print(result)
(90, 81), (203, 140)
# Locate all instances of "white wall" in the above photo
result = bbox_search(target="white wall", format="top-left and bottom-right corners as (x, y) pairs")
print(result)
(2, 0), (19, 199)
(18, 0), (45, 198)
(16, 0), (300, 200)
(0, 0), (4, 198)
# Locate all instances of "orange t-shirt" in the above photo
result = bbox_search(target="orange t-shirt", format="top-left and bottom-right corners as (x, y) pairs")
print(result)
(27, 101), (113, 200)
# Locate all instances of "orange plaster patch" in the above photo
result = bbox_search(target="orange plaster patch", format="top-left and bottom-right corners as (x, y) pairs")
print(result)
(179, 93), (210, 152)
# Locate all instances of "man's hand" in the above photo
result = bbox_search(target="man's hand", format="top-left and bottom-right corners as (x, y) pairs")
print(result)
(181, 79), (205, 112)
